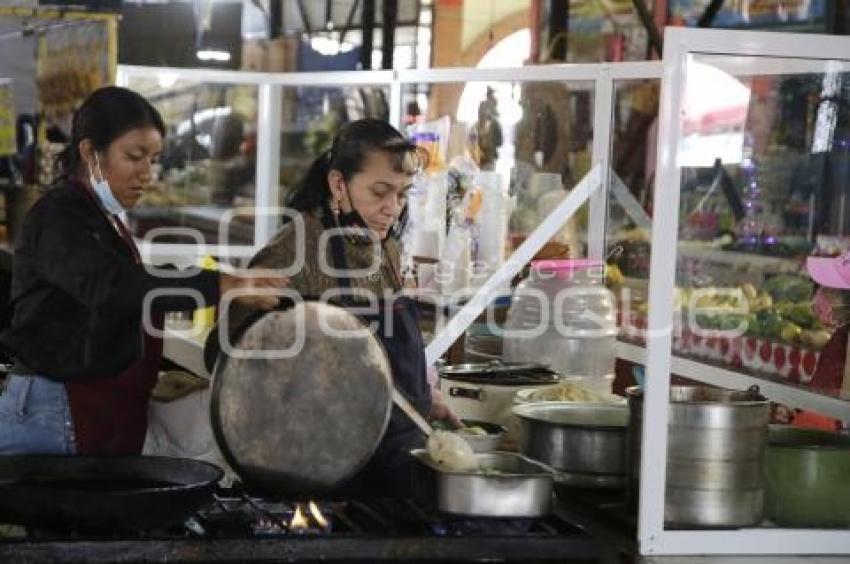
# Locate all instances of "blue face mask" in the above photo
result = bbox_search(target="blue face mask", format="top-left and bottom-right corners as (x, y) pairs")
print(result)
(88, 154), (125, 216)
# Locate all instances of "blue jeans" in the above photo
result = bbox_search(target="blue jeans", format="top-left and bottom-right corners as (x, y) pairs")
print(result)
(0, 375), (76, 454)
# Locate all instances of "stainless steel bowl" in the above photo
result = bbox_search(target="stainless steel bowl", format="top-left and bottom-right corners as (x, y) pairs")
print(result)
(512, 402), (629, 488)
(458, 419), (507, 453)
(411, 450), (553, 517)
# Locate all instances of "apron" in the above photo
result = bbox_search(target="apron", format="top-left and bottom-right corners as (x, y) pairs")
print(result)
(64, 181), (164, 455)
(322, 211), (432, 497)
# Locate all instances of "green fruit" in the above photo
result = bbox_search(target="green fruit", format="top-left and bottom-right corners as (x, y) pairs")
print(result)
(800, 329), (832, 350)
(780, 322), (803, 344)
(741, 283), (758, 300)
(787, 302), (816, 328)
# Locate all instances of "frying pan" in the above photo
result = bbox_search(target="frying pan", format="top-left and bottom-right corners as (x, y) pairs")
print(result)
(0, 455), (222, 531)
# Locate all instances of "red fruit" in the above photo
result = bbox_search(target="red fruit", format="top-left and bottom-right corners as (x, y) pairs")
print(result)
(789, 347), (801, 368)
(745, 338), (757, 359)
(774, 347), (786, 370)
(802, 351), (817, 375)
(759, 341), (772, 363)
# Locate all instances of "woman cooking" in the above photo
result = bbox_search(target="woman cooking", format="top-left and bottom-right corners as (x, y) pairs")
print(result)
(0, 86), (286, 456)
(207, 119), (459, 496)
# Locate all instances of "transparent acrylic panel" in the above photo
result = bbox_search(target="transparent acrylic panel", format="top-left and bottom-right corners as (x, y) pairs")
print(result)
(124, 74), (258, 246)
(606, 78), (659, 343)
(673, 53), (850, 404)
(277, 85), (392, 207)
(399, 79), (596, 357)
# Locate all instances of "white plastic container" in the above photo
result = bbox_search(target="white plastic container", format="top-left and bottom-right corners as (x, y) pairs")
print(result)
(473, 171), (509, 279)
(503, 260), (617, 380)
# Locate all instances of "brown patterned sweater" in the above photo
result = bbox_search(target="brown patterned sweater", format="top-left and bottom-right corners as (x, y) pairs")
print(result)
(222, 209), (404, 342)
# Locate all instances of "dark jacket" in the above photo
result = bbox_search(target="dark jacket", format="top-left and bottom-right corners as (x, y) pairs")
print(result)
(0, 179), (220, 381)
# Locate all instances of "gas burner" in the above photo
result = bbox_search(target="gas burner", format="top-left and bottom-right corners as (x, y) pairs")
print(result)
(196, 496), (334, 537)
(429, 517), (535, 537)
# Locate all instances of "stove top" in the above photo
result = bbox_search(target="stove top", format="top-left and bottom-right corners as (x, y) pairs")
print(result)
(0, 488), (607, 563)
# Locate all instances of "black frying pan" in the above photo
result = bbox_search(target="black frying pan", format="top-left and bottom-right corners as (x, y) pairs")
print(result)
(0, 455), (222, 531)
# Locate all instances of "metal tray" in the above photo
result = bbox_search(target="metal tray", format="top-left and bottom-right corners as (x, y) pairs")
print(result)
(411, 450), (553, 518)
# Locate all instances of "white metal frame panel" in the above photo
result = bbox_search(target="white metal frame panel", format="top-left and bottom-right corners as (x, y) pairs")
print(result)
(118, 62), (662, 262)
(117, 66), (396, 260)
(642, 26), (850, 556)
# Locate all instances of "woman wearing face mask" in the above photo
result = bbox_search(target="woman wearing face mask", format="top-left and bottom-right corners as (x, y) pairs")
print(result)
(0, 86), (286, 455)
(206, 119), (459, 496)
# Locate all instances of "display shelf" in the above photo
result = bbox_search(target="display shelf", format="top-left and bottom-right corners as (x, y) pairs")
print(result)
(616, 339), (850, 421)
(402, 287), (512, 310)
(676, 243), (804, 275)
(639, 27), (850, 556)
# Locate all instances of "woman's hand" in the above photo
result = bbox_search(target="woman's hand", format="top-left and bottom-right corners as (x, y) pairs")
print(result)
(219, 270), (289, 310)
(427, 387), (463, 429)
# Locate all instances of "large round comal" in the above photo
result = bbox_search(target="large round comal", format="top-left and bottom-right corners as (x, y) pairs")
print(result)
(513, 402), (629, 488)
(210, 302), (393, 495)
(503, 260), (617, 380)
(627, 385), (770, 528)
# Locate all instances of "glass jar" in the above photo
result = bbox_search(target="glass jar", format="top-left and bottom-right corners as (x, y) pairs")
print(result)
(503, 260), (617, 379)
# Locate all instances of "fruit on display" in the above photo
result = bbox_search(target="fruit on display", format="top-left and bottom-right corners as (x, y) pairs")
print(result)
(627, 274), (832, 353)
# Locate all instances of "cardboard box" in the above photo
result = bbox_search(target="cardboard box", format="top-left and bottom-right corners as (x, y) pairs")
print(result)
(241, 37), (300, 72)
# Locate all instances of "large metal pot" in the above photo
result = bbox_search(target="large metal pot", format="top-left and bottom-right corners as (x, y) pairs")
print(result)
(627, 385), (770, 528)
(512, 402), (629, 488)
(210, 302), (394, 495)
(766, 425), (850, 528)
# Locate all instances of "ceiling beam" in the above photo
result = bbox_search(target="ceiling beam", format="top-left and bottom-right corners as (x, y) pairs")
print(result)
(338, 0), (360, 45)
(295, 0), (312, 34)
(631, 0), (662, 58)
(697, 0), (726, 27)
(360, 0), (374, 69)
(382, 0), (397, 69)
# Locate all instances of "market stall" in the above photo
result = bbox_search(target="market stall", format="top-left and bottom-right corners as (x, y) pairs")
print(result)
(0, 25), (845, 561)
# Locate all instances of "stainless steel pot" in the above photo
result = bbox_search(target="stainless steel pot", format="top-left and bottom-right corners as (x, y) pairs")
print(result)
(411, 450), (553, 517)
(512, 402), (629, 488)
(627, 385), (769, 528)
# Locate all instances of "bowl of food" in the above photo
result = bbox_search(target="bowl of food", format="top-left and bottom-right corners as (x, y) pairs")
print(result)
(432, 419), (507, 453)
(456, 420), (507, 452)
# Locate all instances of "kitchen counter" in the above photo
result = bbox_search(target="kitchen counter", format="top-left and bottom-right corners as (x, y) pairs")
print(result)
(163, 322), (211, 378)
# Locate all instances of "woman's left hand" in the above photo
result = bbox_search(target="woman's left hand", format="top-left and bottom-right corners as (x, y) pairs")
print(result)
(427, 387), (463, 429)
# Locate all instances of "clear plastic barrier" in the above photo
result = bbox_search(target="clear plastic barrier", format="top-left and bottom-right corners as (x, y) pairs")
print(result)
(123, 73), (259, 247)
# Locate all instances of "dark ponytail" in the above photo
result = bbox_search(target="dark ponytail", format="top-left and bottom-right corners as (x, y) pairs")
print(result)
(56, 86), (166, 179)
(285, 119), (419, 219)
(286, 149), (334, 213)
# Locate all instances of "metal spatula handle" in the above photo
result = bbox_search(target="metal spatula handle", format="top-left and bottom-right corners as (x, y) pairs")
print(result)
(391, 387), (432, 437)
